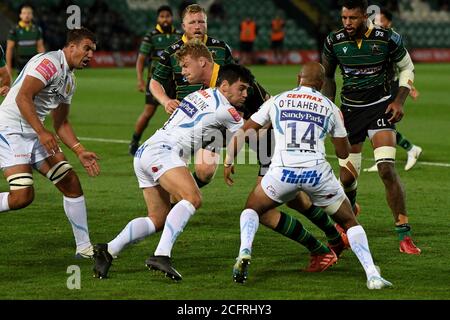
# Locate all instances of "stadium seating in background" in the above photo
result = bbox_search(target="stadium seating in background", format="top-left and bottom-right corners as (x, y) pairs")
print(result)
(1, 0), (449, 64)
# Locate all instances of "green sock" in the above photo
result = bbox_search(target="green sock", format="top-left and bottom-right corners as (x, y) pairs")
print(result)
(275, 212), (330, 254)
(302, 205), (341, 246)
(396, 132), (413, 151)
(395, 223), (412, 240)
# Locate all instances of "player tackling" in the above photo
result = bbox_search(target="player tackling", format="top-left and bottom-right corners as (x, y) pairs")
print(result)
(93, 64), (252, 280)
(225, 62), (392, 289)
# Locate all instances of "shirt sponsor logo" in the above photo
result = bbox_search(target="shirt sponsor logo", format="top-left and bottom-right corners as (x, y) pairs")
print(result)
(14, 152), (31, 159)
(179, 100), (198, 118)
(343, 65), (382, 76)
(17, 40), (37, 46)
(35, 58), (57, 81)
(281, 169), (322, 187)
(228, 108), (242, 122)
(280, 110), (325, 127)
(265, 185), (277, 197)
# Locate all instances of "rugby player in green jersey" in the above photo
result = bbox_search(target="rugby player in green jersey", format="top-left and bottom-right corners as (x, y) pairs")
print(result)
(364, 8), (422, 172)
(322, 0), (420, 254)
(150, 4), (235, 190)
(0, 45), (11, 96)
(6, 4), (45, 74)
(129, 5), (182, 155)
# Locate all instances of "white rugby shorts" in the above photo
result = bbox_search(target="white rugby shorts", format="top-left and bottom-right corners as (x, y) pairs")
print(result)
(133, 141), (187, 188)
(260, 162), (345, 207)
(0, 129), (51, 169)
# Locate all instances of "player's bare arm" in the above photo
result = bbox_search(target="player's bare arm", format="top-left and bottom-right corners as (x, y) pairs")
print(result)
(36, 39), (45, 53)
(15, 75), (60, 154)
(331, 136), (351, 160)
(224, 119), (262, 186)
(5, 40), (15, 71)
(0, 66), (11, 96)
(51, 103), (100, 177)
(136, 53), (146, 92)
(321, 53), (337, 102)
(386, 87), (409, 124)
(387, 52), (415, 123)
(149, 78), (180, 114)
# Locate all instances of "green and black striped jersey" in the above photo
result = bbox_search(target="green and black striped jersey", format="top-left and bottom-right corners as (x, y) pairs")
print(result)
(323, 23), (408, 106)
(0, 45), (6, 68)
(152, 34), (235, 100)
(8, 22), (43, 60)
(139, 24), (182, 79)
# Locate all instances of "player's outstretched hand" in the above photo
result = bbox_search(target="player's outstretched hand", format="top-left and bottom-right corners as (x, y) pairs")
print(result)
(224, 165), (235, 186)
(164, 99), (180, 114)
(386, 101), (404, 124)
(79, 151), (100, 177)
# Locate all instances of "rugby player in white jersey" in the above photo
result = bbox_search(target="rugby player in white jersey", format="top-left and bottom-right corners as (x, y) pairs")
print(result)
(93, 64), (252, 280)
(224, 62), (392, 290)
(0, 27), (99, 258)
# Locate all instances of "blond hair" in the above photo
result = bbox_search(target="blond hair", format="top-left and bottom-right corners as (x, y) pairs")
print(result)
(175, 39), (213, 63)
(181, 4), (207, 21)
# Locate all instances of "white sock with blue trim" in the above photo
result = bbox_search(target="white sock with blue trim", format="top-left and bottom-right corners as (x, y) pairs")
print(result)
(154, 200), (196, 257)
(63, 196), (91, 251)
(239, 209), (259, 255)
(108, 217), (156, 257)
(347, 225), (380, 279)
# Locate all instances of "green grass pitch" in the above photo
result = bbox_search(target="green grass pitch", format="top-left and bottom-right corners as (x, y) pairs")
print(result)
(0, 64), (449, 300)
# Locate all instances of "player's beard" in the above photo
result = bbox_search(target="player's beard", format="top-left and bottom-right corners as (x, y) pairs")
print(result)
(161, 24), (172, 33)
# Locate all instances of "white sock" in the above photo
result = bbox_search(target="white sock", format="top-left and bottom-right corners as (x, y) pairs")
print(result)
(63, 196), (91, 251)
(238, 209), (259, 254)
(108, 217), (156, 257)
(0, 192), (10, 212)
(154, 199), (196, 257)
(347, 225), (380, 279)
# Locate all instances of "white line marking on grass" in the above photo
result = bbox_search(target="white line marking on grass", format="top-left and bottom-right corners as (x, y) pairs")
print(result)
(78, 136), (450, 168)
(326, 155), (450, 168)
(79, 136), (129, 144)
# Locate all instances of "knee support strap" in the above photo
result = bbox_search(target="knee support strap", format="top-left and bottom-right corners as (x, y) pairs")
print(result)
(374, 146), (396, 164)
(338, 153), (362, 179)
(46, 161), (73, 184)
(323, 195), (346, 215)
(7, 173), (33, 190)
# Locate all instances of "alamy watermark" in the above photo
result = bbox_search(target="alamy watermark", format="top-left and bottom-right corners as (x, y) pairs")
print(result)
(66, 5), (81, 30)
(66, 265), (81, 290)
(367, 5), (382, 26)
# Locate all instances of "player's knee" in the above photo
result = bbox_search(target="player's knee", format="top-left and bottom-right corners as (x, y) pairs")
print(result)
(373, 146), (396, 182)
(8, 189), (34, 209)
(338, 153), (362, 181)
(6, 173), (35, 209)
(195, 165), (216, 183)
(324, 196), (358, 230)
(47, 161), (73, 185)
(286, 192), (311, 212)
(377, 162), (397, 182)
(52, 169), (82, 196)
(183, 192), (202, 209)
